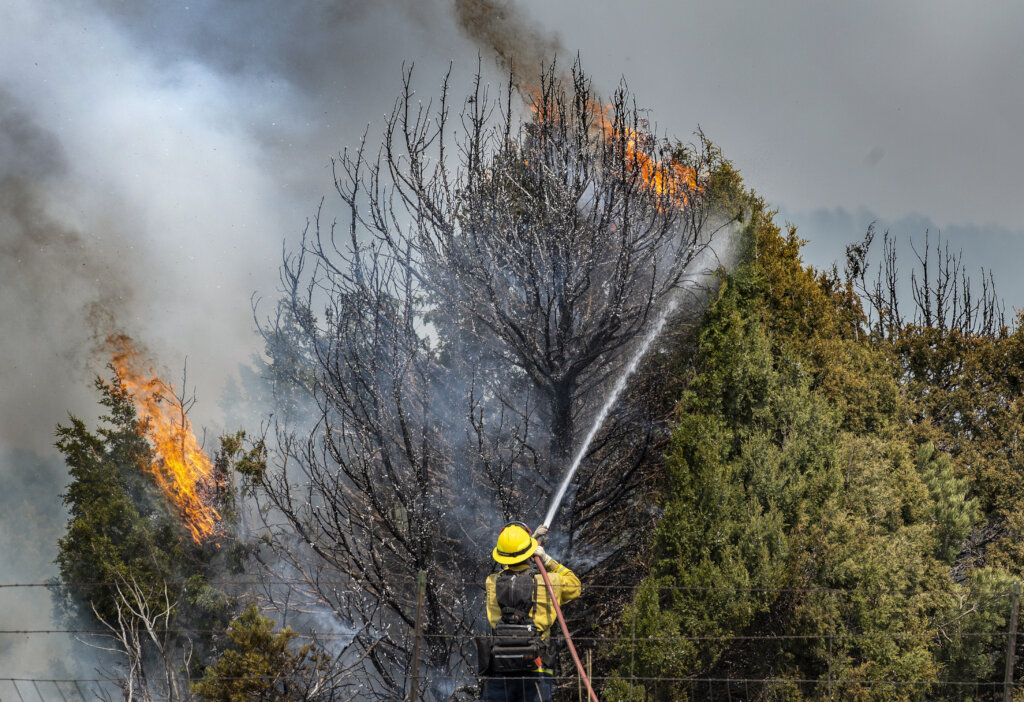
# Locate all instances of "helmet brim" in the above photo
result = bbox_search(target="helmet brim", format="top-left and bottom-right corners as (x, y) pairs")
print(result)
(492, 536), (538, 565)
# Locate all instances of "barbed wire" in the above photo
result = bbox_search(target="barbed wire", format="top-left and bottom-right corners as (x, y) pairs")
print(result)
(3, 579), (1018, 699)
(0, 629), (1014, 642)
(2, 675), (1015, 687)
(1, 579), (1016, 597)
(1, 674), (1021, 685)
(2, 670), (1022, 702)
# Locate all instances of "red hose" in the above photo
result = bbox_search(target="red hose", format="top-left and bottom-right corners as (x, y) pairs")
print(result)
(534, 555), (600, 702)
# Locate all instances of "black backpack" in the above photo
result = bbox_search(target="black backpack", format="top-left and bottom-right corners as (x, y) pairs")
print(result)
(479, 564), (547, 674)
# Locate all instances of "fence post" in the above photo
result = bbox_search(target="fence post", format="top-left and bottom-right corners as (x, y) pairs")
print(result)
(587, 649), (593, 694)
(629, 597), (637, 702)
(1004, 581), (1020, 702)
(409, 570), (427, 702)
(827, 629), (834, 701)
(827, 589), (835, 702)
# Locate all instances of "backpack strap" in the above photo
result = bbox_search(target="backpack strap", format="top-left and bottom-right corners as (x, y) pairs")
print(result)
(495, 564), (539, 625)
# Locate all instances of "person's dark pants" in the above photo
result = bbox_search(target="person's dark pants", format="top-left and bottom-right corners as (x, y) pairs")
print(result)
(481, 673), (554, 702)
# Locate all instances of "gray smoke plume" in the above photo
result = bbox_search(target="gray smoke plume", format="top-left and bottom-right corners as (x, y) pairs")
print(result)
(0, 93), (137, 450)
(0, 0), (478, 686)
(0, 89), (141, 688)
(453, 0), (564, 85)
(0, 0), (603, 688)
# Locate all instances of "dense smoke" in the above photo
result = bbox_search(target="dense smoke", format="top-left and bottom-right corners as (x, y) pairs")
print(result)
(453, 0), (564, 82)
(0, 94), (136, 451)
(0, 0), (565, 454)
(0, 0), (509, 686)
(0, 93), (139, 683)
(0, 5), (293, 674)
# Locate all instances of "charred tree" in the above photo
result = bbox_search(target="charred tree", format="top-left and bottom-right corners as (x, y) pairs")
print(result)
(338, 60), (720, 519)
(845, 225), (1005, 340)
(254, 61), (725, 699)
(252, 219), (475, 698)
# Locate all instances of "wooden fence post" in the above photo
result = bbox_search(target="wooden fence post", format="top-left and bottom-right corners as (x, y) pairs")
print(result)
(409, 570), (427, 702)
(827, 589), (836, 702)
(629, 598), (637, 702)
(1004, 580), (1020, 702)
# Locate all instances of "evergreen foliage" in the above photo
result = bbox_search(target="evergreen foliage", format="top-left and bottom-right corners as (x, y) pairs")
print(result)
(55, 374), (181, 624)
(607, 190), (1021, 701)
(192, 604), (333, 702)
(918, 444), (979, 564)
(54, 370), (249, 684)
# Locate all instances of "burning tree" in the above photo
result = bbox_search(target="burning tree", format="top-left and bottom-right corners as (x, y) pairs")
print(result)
(54, 341), (268, 699)
(106, 334), (224, 544)
(253, 61), (725, 699)
(381, 64), (717, 488)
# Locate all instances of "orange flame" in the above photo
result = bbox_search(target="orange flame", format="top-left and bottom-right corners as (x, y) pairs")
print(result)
(106, 334), (221, 544)
(525, 88), (701, 209)
(609, 118), (698, 209)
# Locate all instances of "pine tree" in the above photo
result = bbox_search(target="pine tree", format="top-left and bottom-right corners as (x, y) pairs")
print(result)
(55, 374), (179, 623)
(192, 605), (338, 702)
(55, 370), (251, 690)
(608, 200), (983, 701)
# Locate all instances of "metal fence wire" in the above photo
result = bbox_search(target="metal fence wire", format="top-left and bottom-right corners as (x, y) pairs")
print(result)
(0, 579), (1020, 702)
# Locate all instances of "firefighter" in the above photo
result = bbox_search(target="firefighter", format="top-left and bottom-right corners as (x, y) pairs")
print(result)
(481, 522), (581, 702)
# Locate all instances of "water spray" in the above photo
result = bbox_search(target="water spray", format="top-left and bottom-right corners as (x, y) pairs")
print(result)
(534, 297), (678, 702)
(541, 294), (681, 528)
(531, 246), (724, 701)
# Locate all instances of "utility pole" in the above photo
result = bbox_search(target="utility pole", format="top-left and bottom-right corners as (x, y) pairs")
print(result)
(409, 570), (427, 702)
(1004, 581), (1020, 702)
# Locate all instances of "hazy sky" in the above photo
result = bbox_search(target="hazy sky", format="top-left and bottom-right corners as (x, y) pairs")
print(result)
(4, 0), (1023, 446)
(1, 0), (1022, 680)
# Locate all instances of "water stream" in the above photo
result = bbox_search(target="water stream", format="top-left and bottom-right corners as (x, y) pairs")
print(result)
(542, 293), (682, 528)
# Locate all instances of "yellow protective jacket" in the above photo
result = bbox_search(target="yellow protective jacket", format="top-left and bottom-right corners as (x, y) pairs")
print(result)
(485, 558), (581, 640)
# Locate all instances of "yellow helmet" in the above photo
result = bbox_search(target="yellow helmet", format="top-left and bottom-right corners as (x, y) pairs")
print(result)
(492, 522), (537, 565)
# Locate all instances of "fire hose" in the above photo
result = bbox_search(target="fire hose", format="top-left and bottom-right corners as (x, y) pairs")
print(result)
(534, 553), (600, 702)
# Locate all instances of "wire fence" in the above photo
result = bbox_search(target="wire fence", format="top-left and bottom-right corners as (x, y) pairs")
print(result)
(0, 676), (1022, 702)
(0, 579), (1021, 702)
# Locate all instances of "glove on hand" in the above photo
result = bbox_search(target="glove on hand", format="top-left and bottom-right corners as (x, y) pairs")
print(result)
(533, 525), (549, 539)
(533, 544), (553, 565)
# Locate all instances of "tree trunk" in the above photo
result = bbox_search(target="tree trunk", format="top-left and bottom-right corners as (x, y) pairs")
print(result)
(549, 378), (576, 484)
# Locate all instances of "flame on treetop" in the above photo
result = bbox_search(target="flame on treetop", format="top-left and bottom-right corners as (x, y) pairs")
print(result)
(524, 86), (702, 210)
(105, 334), (221, 544)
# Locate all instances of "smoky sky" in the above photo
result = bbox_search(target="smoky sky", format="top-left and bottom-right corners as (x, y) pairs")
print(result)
(516, 0), (1024, 230)
(782, 205), (1024, 317)
(2, 0), (1020, 453)
(453, 0), (564, 82)
(0, 92), (134, 448)
(2, 0), (1024, 681)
